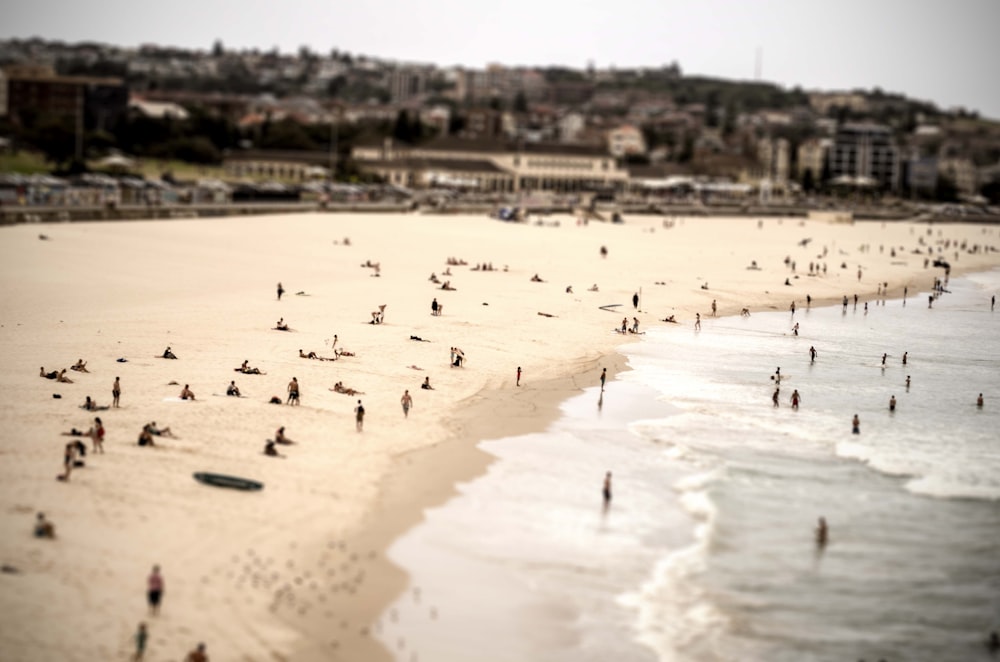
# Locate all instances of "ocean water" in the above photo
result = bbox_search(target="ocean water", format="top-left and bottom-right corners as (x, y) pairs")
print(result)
(378, 270), (1000, 662)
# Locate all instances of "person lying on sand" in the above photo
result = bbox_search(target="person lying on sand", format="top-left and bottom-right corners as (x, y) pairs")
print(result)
(335, 349), (355, 358)
(299, 349), (335, 361)
(145, 422), (174, 437)
(661, 315), (677, 323)
(70, 359), (89, 373)
(179, 384), (195, 400)
(330, 381), (365, 396)
(61, 428), (87, 437)
(162, 347), (177, 359)
(41, 367), (58, 380)
(274, 318), (290, 331)
(56, 369), (73, 383)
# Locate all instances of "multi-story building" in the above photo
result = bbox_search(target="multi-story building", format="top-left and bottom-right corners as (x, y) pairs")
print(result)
(3, 64), (127, 132)
(389, 69), (426, 104)
(756, 137), (790, 183)
(827, 123), (899, 190)
(607, 124), (647, 158)
(938, 158), (978, 196)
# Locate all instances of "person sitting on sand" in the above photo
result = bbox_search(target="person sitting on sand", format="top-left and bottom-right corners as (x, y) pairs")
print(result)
(274, 426), (293, 444)
(443, 267), (452, 276)
(81, 396), (108, 411)
(530, 274), (544, 282)
(56, 369), (73, 383)
(41, 367), (58, 380)
(239, 360), (263, 374)
(163, 347), (177, 359)
(180, 384), (195, 400)
(226, 381), (241, 397)
(264, 440), (282, 457)
(421, 376), (434, 390)
(275, 318), (289, 331)
(440, 281), (455, 291)
(70, 359), (89, 373)
(138, 428), (156, 447)
(34, 512), (56, 539)
(588, 284), (599, 292)
(429, 272), (440, 284)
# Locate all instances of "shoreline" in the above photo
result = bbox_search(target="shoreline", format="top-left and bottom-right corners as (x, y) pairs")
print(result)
(293, 349), (634, 660)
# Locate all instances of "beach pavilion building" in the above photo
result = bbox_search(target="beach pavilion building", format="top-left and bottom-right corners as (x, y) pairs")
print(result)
(351, 137), (629, 193)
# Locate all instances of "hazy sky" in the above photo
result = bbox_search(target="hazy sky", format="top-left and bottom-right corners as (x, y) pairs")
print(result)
(4, 0), (999, 119)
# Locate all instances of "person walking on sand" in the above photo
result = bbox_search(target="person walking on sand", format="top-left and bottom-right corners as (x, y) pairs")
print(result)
(147, 565), (164, 615)
(600, 368), (607, 391)
(694, 312), (701, 330)
(354, 400), (365, 431)
(431, 297), (439, 316)
(134, 622), (148, 661)
(603, 471), (612, 509)
(889, 395), (897, 412)
(633, 292), (639, 310)
(287, 377), (299, 405)
(852, 414), (860, 434)
(516, 366), (522, 387)
(89, 417), (105, 454)
(711, 299), (717, 316)
(400, 390), (412, 418)
(276, 282), (284, 301)
(112, 377), (121, 408)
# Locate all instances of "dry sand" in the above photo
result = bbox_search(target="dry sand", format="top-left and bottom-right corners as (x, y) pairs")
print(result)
(1, 212), (997, 661)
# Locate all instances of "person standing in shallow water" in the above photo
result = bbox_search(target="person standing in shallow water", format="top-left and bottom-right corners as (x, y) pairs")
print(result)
(852, 414), (860, 434)
(815, 517), (828, 548)
(977, 393), (984, 408)
(602, 472), (612, 509)
(600, 368), (606, 391)
(889, 395), (897, 412)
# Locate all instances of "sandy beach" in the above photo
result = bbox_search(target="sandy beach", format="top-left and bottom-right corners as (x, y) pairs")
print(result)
(1, 212), (998, 661)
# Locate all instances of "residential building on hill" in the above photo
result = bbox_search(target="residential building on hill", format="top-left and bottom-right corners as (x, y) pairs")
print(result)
(827, 123), (900, 190)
